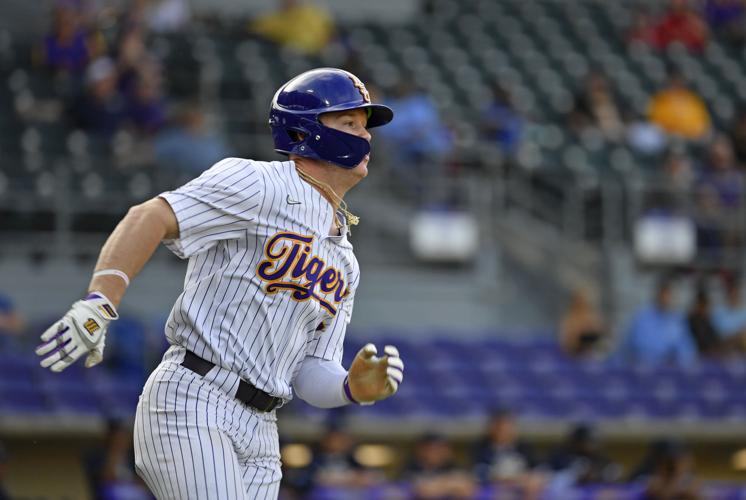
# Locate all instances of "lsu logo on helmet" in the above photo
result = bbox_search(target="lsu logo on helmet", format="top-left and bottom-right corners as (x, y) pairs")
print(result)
(348, 74), (371, 103)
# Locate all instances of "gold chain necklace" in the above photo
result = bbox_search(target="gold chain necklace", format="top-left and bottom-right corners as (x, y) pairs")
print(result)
(296, 168), (360, 228)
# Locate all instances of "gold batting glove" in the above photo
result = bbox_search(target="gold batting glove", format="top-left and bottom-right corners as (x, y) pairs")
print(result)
(344, 344), (404, 404)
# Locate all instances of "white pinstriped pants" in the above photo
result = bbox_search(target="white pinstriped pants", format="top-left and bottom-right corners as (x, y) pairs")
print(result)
(133, 349), (282, 499)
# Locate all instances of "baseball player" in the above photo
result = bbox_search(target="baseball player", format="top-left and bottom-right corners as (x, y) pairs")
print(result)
(35, 68), (404, 499)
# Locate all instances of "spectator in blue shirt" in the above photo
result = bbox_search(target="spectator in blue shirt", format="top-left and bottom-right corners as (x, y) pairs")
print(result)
(377, 81), (453, 197)
(154, 106), (230, 174)
(622, 278), (697, 366)
(480, 85), (523, 157)
(712, 278), (746, 351)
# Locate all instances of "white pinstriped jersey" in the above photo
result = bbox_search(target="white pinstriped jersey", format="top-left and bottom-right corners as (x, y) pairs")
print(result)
(159, 157), (360, 401)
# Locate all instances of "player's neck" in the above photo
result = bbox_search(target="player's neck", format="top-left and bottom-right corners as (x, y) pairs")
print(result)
(292, 157), (357, 207)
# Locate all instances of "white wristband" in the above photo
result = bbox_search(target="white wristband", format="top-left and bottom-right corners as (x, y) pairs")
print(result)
(93, 269), (130, 287)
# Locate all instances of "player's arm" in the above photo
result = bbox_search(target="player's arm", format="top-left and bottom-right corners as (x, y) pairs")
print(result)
(294, 345), (404, 408)
(87, 197), (178, 307)
(35, 197), (178, 372)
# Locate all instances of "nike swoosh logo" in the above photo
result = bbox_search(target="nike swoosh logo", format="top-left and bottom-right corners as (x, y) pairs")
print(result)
(286, 195), (302, 205)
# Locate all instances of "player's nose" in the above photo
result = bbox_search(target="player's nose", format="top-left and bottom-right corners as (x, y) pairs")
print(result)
(359, 128), (371, 142)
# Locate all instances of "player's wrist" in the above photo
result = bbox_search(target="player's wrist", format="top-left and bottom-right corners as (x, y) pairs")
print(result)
(343, 375), (359, 404)
(82, 291), (119, 320)
(343, 375), (375, 406)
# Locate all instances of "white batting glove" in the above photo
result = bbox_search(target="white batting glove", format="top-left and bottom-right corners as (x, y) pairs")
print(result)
(35, 292), (118, 372)
(345, 344), (404, 404)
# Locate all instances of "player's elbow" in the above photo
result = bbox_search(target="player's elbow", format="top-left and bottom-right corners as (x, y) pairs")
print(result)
(293, 380), (340, 409)
(125, 198), (179, 240)
(293, 357), (349, 409)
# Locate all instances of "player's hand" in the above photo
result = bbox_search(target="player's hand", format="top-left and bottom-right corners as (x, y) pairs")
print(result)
(346, 344), (404, 404)
(35, 292), (118, 372)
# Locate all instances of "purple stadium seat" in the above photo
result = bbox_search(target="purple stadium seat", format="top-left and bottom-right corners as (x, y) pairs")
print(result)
(0, 386), (50, 414)
(0, 352), (34, 380)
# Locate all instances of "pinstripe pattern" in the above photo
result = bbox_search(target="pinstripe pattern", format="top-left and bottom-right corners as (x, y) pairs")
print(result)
(134, 358), (282, 499)
(134, 157), (359, 498)
(159, 158), (359, 397)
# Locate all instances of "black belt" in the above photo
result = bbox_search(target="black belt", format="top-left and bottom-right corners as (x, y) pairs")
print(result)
(181, 350), (282, 412)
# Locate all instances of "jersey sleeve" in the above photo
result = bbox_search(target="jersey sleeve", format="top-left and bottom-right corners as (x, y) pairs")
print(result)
(159, 158), (263, 259)
(306, 289), (356, 363)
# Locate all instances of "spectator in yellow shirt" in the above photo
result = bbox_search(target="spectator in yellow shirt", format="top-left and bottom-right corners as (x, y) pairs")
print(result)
(648, 71), (711, 140)
(249, 0), (335, 55)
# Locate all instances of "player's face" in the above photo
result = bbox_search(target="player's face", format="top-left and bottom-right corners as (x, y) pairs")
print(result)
(319, 109), (371, 178)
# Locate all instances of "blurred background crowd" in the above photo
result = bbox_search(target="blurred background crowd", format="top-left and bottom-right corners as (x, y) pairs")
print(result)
(4, 0), (746, 498)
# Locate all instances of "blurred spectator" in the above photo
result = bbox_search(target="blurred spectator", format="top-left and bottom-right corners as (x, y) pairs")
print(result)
(629, 438), (681, 482)
(548, 424), (620, 486)
(249, 0), (335, 55)
(473, 409), (544, 498)
(113, 24), (166, 135)
(698, 135), (743, 210)
(377, 81), (453, 194)
(728, 109), (746, 168)
(654, 0), (709, 52)
(308, 424), (381, 489)
(0, 293), (24, 350)
(648, 70), (711, 141)
(567, 71), (625, 141)
(89, 421), (151, 500)
(0, 441), (8, 500)
(154, 105), (230, 173)
(41, 0), (101, 75)
(71, 57), (128, 136)
(705, 0), (746, 45)
(379, 81), (453, 163)
(643, 150), (694, 213)
(116, 25), (160, 97)
(126, 72), (167, 135)
(479, 84), (523, 156)
(625, 111), (668, 156)
(0, 293), (23, 336)
(620, 277), (697, 366)
(406, 434), (477, 500)
(643, 441), (700, 500)
(559, 289), (607, 358)
(663, 150), (695, 198)
(712, 278), (746, 351)
(695, 136), (744, 266)
(687, 285), (723, 357)
(694, 183), (728, 266)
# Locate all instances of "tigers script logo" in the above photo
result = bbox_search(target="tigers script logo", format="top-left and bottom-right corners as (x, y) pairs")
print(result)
(256, 232), (349, 315)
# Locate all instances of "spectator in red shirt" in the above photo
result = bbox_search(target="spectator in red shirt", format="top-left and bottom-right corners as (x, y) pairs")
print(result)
(655, 0), (709, 52)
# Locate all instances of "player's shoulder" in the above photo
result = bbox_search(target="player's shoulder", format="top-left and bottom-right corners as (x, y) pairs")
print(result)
(202, 157), (291, 181)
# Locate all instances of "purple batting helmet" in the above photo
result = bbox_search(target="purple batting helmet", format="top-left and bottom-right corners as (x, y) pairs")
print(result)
(269, 68), (393, 168)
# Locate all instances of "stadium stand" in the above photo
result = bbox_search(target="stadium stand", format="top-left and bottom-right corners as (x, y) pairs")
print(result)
(3, 0), (746, 498)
